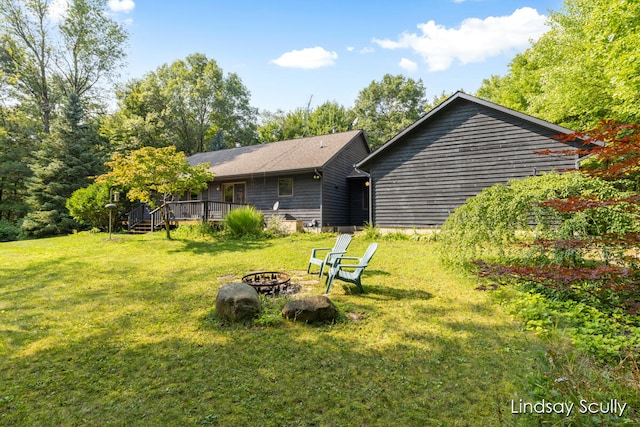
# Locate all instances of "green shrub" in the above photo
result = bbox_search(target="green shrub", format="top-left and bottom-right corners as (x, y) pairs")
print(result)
(265, 215), (288, 238)
(439, 171), (637, 267)
(66, 182), (111, 230)
(66, 182), (132, 231)
(21, 209), (78, 239)
(223, 206), (264, 238)
(361, 222), (382, 240)
(0, 219), (20, 242)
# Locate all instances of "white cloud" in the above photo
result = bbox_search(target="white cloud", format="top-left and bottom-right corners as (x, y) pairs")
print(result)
(271, 47), (338, 69)
(399, 57), (418, 73)
(373, 7), (548, 72)
(108, 0), (135, 13)
(347, 46), (355, 52)
(359, 47), (375, 54)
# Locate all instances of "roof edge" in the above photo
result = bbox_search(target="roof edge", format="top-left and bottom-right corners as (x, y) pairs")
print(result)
(211, 167), (320, 181)
(321, 129), (371, 168)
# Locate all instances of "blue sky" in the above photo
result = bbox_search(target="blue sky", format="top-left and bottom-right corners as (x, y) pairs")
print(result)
(101, 0), (564, 114)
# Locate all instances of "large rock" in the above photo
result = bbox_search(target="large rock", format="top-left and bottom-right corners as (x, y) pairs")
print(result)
(281, 296), (338, 323)
(216, 283), (261, 322)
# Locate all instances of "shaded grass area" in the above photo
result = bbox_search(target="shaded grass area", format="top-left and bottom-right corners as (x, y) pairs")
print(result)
(0, 232), (627, 425)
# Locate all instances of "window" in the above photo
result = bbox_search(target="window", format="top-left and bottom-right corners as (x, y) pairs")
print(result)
(278, 178), (293, 197)
(222, 183), (246, 204)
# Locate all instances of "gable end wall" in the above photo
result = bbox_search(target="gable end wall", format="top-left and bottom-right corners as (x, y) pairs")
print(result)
(369, 100), (579, 227)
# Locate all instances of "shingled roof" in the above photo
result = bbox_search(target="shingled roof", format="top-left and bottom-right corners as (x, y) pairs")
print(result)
(188, 130), (365, 179)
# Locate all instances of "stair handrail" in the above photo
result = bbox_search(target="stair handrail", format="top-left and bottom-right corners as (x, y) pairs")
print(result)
(127, 204), (148, 232)
(150, 206), (164, 232)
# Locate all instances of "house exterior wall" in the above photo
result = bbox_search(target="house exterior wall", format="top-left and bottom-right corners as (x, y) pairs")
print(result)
(365, 99), (580, 227)
(193, 133), (371, 227)
(202, 172), (322, 224)
(321, 135), (371, 227)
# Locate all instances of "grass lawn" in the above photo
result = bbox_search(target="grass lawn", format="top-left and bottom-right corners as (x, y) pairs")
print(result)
(0, 231), (632, 425)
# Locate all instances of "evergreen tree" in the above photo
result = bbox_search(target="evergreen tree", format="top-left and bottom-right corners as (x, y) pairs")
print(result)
(0, 106), (37, 240)
(22, 93), (104, 238)
(204, 129), (226, 151)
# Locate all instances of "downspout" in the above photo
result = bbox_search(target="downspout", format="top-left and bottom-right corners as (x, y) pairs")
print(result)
(368, 174), (372, 226)
(314, 168), (323, 228)
(320, 178), (323, 228)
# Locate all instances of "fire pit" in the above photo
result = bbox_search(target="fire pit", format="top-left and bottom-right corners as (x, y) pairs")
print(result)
(242, 271), (292, 295)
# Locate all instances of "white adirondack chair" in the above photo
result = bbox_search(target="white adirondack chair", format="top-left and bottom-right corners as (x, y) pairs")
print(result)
(306, 234), (352, 278)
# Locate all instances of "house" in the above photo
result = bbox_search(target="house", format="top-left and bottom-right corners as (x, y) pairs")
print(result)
(356, 92), (584, 229)
(186, 130), (371, 229)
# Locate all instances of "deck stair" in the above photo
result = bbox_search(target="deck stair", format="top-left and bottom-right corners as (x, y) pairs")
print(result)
(129, 220), (153, 234)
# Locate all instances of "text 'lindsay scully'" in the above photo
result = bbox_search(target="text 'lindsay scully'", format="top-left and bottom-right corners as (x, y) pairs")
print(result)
(510, 399), (628, 417)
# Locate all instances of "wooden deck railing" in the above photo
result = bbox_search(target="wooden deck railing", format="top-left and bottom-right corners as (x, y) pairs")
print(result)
(148, 200), (248, 232)
(127, 203), (151, 232)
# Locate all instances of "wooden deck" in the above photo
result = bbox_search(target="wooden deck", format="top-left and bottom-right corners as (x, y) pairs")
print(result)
(128, 200), (248, 233)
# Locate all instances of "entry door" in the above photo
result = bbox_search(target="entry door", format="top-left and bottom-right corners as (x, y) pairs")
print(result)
(223, 183), (246, 204)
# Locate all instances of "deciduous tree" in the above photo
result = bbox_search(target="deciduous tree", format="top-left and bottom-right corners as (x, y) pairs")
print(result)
(97, 146), (214, 239)
(352, 74), (428, 149)
(257, 101), (355, 143)
(0, 0), (128, 132)
(56, 0), (128, 99)
(0, 0), (55, 132)
(477, 0), (640, 129)
(102, 53), (258, 154)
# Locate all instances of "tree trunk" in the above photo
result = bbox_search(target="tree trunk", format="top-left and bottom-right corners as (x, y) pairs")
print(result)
(160, 203), (172, 239)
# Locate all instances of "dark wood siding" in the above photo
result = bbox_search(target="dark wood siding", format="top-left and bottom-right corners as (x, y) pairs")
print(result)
(205, 173), (322, 224)
(262, 173), (321, 223)
(367, 100), (579, 227)
(322, 135), (370, 226)
(199, 133), (370, 227)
